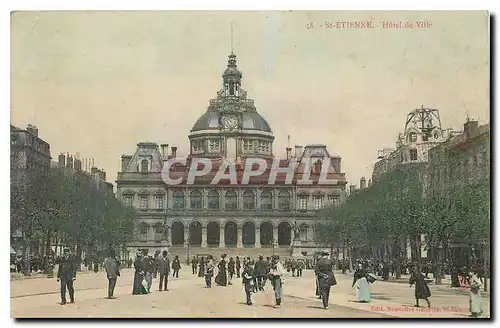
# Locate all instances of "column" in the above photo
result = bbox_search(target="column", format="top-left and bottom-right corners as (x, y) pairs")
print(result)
(221, 189), (226, 210)
(202, 227), (207, 248)
(185, 188), (191, 209)
(219, 226), (225, 247)
(255, 226), (261, 248)
(184, 225), (189, 245)
(237, 226), (243, 248)
(167, 224), (172, 245)
(256, 189), (261, 209)
(273, 226), (278, 245)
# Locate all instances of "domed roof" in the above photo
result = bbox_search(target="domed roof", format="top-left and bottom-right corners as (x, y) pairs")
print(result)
(191, 110), (272, 133)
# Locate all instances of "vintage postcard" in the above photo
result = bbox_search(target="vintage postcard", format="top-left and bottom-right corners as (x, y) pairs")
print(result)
(10, 10), (490, 319)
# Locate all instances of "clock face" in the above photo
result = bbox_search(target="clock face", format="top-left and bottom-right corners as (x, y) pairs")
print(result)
(221, 116), (239, 130)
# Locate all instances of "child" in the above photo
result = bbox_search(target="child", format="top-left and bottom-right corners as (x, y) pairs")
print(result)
(242, 262), (256, 305)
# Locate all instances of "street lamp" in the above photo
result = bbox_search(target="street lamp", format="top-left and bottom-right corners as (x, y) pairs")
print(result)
(163, 216), (171, 251)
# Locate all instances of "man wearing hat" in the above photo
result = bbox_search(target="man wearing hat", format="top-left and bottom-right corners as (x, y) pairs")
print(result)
(57, 248), (76, 305)
(268, 255), (286, 308)
(315, 251), (337, 309)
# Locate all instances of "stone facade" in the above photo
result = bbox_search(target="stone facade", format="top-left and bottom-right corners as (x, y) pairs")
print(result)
(117, 52), (348, 257)
(372, 106), (461, 182)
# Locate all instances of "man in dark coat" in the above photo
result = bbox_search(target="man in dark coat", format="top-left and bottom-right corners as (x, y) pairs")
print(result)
(191, 257), (198, 275)
(103, 250), (120, 299)
(254, 255), (268, 291)
(172, 255), (181, 278)
(158, 250), (170, 291)
(315, 251), (337, 309)
(235, 256), (241, 278)
(57, 248), (76, 305)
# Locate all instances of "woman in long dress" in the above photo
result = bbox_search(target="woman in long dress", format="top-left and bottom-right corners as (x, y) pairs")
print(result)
(132, 253), (147, 295)
(409, 266), (431, 307)
(469, 270), (484, 317)
(215, 255), (228, 286)
(357, 275), (371, 303)
(198, 257), (205, 278)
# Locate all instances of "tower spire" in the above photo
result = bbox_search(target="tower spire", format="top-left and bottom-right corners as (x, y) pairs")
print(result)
(230, 23), (234, 55)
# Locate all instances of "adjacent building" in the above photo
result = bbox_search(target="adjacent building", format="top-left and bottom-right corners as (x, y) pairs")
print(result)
(117, 51), (348, 258)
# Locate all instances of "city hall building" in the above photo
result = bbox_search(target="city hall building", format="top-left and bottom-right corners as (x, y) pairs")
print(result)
(116, 52), (347, 259)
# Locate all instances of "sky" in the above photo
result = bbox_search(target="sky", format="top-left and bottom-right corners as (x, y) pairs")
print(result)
(10, 10), (490, 187)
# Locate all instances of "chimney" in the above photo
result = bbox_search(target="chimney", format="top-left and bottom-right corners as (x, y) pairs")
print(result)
(91, 167), (98, 174)
(464, 119), (479, 140)
(171, 146), (177, 158)
(294, 145), (304, 159)
(360, 177), (366, 189)
(74, 158), (82, 171)
(349, 185), (356, 195)
(368, 179), (372, 188)
(66, 156), (74, 169)
(286, 147), (292, 160)
(58, 153), (66, 167)
(121, 155), (132, 172)
(26, 124), (38, 137)
(161, 144), (169, 159)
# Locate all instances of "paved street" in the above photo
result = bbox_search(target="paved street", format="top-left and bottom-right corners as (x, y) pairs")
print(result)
(11, 269), (489, 318)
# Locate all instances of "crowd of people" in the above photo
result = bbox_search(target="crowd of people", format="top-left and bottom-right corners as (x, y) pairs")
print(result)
(51, 249), (485, 317)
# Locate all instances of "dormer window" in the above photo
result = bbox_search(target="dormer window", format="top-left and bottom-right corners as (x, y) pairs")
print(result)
(141, 159), (149, 173)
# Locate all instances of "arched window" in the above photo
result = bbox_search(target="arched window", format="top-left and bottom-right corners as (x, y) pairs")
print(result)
(141, 159), (149, 173)
(208, 190), (220, 210)
(278, 190), (291, 210)
(190, 190), (203, 209)
(172, 191), (185, 209)
(261, 190), (273, 210)
(225, 190), (238, 210)
(243, 190), (255, 209)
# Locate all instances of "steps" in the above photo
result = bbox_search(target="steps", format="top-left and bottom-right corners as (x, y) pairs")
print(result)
(167, 246), (291, 262)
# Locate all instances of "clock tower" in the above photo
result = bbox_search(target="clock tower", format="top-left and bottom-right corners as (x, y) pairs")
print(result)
(189, 50), (274, 160)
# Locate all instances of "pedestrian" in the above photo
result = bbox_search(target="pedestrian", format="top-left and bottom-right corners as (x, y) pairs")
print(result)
(93, 259), (99, 273)
(409, 266), (432, 308)
(198, 257), (205, 278)
(352, 263), (366, 300)
(356, 274), (372, 303)
(158, 250), (170, 291)
(242, 261), (256, 305)
(103, 250), (120, 299)
(268, 255), (286, 308)
(132, 253), (147, 295)
(228, 257), (235, 285)
(254, 255), (267, 291)
(215, 254), (228, 286)
(172, 255), (181, 278)
(153, 250), (160, 279)
(296, 259), (305, 277)
(315, 251), (337, 309)
(205, 255), (214, 288)
(468, 269), (484, 317)
(57, 248), (76, 305)
(235, 256), (241, 278)
(144, 255), (154, 293)
(382, 261), (390, 281)
(291, 259), (297, 277)
(191, 256), (198, 275)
